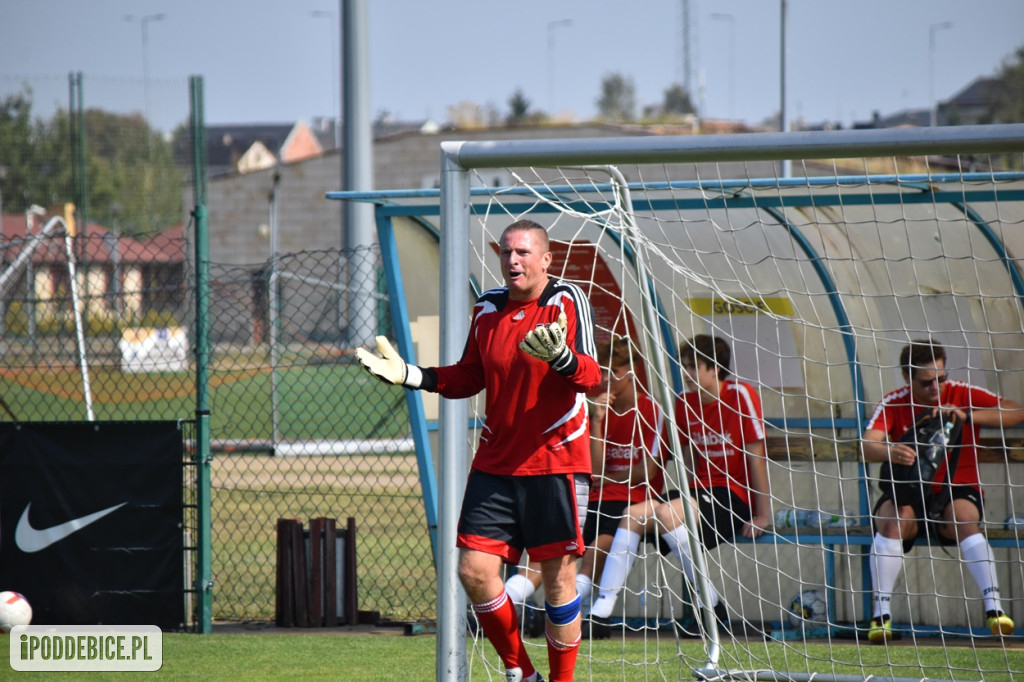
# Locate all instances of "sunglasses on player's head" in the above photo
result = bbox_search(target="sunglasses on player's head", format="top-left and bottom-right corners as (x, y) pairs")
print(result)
(914, 372), (948, 388)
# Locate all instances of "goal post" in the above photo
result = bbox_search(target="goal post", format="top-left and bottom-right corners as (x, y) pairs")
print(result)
(431, 123), (1024, 682)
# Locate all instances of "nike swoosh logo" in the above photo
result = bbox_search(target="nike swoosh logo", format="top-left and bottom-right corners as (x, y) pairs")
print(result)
(15, 502), (127, 553)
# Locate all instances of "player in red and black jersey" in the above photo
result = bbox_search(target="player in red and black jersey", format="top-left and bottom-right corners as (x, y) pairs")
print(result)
(862, 339), (1024, 643)
(357, 220), (601, 682)
(587, 334), (770, 636)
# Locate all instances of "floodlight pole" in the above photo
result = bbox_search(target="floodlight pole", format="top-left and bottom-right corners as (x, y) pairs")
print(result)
(124, 13), (165, 130)
(929, 21), (952, 127)
(779, 0), (791, 178)
(341, 0), (376, 347)
(547, 19), (572, 115)
(711, 13), (735, 120)
(309, 9), (341, 149)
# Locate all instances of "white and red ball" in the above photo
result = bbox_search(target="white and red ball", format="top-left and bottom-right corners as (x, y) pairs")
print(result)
(0, 591), (32, 632)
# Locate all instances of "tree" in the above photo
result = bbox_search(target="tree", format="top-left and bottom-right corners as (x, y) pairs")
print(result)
(596, 73), (636, 122)
(507, 88), (532, 125)
(0, 89), (183, 235)
(447, 100), (502, 128)
(80, 108), (183, 235)
(0, 88), (54, 213)
(661, 83), (696, 117)
(989, 45), (1024, 124)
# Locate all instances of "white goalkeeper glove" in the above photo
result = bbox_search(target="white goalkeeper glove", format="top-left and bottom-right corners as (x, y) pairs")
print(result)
(355, 336), (423, 388)
(519, 312), (573, 371)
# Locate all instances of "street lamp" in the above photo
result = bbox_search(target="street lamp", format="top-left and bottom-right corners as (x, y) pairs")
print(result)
(929, 21), (952, 127)
(309, 10), (341, 149)
(547, 19), (573, 115)
(711, 13), (735, 119)
(124, 13), (166, 129)
(780, 0), (790, 178)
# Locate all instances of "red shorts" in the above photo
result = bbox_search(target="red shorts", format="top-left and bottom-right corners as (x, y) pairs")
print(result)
(456, 470), (588, 565)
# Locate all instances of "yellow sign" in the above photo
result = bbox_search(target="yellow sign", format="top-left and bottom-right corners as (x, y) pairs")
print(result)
(688, 297), (794, 317)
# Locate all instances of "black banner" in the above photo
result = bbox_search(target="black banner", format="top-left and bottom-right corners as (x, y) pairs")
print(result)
(0, 422), (184, 629)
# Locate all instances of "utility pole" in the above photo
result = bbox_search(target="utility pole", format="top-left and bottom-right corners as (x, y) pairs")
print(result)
(929, 21), (952, 127)
(124, 13), (166, 129)
(547, 19), (572, 115)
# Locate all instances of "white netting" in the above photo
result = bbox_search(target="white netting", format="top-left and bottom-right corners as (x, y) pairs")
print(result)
(461, 157), (1024, 681)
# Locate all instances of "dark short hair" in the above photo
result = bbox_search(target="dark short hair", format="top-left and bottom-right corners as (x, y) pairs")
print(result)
(596, 336), (641, 369)
(900, 339), (946, 376)
(501, 220), (549, 250)
(681, 334), (731, 380)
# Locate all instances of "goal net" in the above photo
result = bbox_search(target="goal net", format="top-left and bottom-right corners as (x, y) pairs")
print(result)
(433, 125), (1024, 682)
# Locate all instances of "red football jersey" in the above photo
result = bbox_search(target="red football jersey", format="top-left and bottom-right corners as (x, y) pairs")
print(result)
(430, 277), (602, 476)
(675, 380), (766, 505)
(592, 392), (668, 504)
(865, 379), (1000, 488)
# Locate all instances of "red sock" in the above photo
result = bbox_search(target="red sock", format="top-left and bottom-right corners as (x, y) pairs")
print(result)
(472, 591), (535, 678)
(546, 629), (580, 682)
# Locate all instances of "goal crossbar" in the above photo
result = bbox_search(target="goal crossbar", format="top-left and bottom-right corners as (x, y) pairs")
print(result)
(444, 123), (1024, 169)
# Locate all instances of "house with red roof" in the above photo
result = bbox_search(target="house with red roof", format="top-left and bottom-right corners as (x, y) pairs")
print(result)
(0, 213), (185, 326)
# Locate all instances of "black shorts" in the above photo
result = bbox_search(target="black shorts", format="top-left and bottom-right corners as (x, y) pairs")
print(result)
(583, 499), (630, 545)
(689, 486), (752, 551)
(873, 484), (984, 553)
(582, 489), (682, 550)
(457, 470), (588, 565)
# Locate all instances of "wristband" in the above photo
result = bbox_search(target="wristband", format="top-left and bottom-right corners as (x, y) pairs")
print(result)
(405, 364), (424, 389)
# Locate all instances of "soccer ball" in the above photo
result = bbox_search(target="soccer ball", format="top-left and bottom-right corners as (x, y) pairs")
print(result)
(787, 589), (827, 628)
(0, 591), (32, 632)
(1005, 515), (1024, 535)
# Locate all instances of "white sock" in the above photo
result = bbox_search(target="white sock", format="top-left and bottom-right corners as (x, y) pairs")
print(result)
(575, 573), (593, 603)
(589, 529), (641, 619)
(504, 573), (536, 606)
(960, 533), (1002, 613)
(662, 525), (718, 608)
(870, 533), (904, 619)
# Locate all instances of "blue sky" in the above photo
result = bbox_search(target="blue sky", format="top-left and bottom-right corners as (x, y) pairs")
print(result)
(1, 0), (1021, 134)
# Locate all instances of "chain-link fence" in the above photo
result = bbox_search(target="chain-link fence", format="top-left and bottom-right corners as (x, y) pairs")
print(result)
(0, 228), (190, 421)
(206, 246), (434, 623)
(2, 72), (436, 626)
(0, 227), (435, 624)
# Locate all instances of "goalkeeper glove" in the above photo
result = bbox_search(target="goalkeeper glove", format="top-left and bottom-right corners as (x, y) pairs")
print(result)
(519, 312), (574, 373)
(355, 336), (423, 388)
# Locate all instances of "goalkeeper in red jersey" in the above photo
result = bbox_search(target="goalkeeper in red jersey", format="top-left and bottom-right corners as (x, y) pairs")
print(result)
(357, 220), (601, 682)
